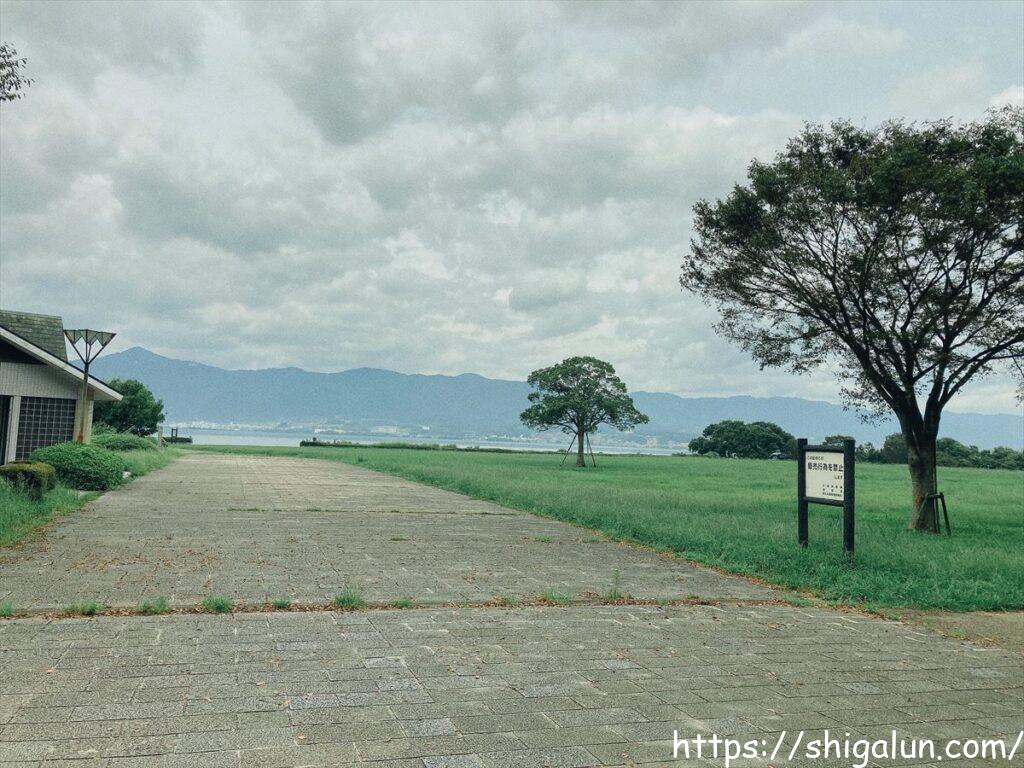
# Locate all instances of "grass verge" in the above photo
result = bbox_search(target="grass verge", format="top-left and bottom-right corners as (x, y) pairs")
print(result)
(121, 448), (181, 478)
(188, 444), (1024, 611)
(0, 483), (90, 548)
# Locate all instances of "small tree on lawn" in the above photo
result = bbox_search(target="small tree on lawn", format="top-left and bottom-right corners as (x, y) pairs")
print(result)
(93, 378), (165, 436)
(521, 356), (648, 467)
(682, 108), (1023, 531)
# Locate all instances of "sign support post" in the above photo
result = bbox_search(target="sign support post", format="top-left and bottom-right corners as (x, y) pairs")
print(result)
(797, 438), (808, 547)
(842, 438), (855, 557)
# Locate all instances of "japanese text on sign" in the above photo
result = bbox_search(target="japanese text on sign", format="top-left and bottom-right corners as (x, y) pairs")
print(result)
(804, 450), (846, 502)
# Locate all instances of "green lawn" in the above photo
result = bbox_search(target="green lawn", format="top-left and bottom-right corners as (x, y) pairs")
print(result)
(189, 444), (1023, 611)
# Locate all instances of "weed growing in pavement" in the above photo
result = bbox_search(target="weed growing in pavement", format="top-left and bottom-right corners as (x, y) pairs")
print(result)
(539, 587), (572, 606)
(66, 601), (99, 616)
(333, 589), (365, 609)
(137, 597), (170, 615)
(202, 595), (233, 613)
(603, 569), (625, 601)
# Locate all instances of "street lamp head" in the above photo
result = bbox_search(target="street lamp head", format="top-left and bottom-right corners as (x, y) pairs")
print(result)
(64, 328), (116, 365)
(63, 327), (117, 444)
(64, 328), (116, 349)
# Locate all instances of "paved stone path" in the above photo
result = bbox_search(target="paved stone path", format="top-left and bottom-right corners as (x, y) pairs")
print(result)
(1, 607), (1021, 767)
(1, 454), (1021, 767)
(0, 453), (771, 611)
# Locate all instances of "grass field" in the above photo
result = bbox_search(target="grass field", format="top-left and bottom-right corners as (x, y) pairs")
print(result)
(190, 444), (1023, 611)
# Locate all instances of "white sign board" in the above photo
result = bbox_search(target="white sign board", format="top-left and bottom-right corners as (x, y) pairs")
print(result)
(804, 450), (846, 502)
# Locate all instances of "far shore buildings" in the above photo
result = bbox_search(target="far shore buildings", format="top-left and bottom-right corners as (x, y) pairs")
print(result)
(0, 309), (122, 462)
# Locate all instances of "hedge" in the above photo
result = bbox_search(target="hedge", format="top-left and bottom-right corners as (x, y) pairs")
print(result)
(0, 462), (57, 500)
(29, 443), (125, 491)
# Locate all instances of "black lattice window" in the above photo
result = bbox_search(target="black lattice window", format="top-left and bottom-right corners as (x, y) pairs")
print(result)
(15, 397), (76, 459)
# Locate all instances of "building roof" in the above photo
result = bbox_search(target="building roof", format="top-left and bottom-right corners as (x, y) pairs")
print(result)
(0, 323), (123, 401)
(0, 309), (122, 402)
(0, 310), (68, 361)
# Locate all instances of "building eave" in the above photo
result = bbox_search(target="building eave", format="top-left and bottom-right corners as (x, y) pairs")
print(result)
(0, 326), (123, 401)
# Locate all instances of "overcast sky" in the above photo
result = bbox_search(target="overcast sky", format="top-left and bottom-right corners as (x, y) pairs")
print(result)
(1, 0), (1021, 412)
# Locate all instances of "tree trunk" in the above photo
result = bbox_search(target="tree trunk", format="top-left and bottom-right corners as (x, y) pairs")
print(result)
(906, 429), (939, 532)
(576, 428), (586, 467)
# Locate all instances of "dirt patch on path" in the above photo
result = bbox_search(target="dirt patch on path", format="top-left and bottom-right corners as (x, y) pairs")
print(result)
(903, 609), (1023, 651)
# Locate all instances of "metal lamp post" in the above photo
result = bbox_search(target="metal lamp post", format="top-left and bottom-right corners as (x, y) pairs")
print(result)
(63, 329), (116, 443)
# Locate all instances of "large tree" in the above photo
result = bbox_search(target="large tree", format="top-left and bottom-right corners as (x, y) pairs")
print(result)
(521, 356), (649, 467)
(682, 108), (1023, 531)
(93, 378), (165, 436)
(688, 420), (795, 459)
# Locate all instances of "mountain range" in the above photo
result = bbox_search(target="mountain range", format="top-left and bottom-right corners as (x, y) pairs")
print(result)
(91, 347), (1024, 449)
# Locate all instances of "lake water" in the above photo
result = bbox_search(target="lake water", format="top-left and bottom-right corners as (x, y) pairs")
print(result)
(171, 428), (681, 455)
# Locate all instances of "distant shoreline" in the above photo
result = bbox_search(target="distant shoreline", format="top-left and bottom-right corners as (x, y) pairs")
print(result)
(168, 427), (683, 456)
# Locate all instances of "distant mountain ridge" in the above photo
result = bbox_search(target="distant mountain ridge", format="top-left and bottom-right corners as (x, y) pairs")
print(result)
(92, 346), (1024, 448)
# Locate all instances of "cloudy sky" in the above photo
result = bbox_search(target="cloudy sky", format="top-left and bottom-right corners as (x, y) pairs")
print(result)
(1, 0), (1021, 412)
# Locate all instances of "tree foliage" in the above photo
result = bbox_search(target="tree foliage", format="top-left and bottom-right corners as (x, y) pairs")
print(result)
(0, 43), (32, 102)
(822, 434), (855, 447)
(682, 108), (1024, 529)
(688, 420), (795, 459)
(858, 435), (1023, 470)
(93, 378), (165, 436)
(520, 356), (648, 467)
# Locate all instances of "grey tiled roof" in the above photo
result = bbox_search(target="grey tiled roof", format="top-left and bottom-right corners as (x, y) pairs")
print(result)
(0, 309), (68, 361)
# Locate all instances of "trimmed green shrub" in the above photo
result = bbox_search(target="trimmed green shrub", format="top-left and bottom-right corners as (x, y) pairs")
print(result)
(0, 462), (57, 500)
(29, 443), (124, 491)
(92, 432), (157, 452)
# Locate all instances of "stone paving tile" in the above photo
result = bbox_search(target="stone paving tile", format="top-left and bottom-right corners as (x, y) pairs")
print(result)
(0, 453), (772, 610)
(1, 606), (1021, 766)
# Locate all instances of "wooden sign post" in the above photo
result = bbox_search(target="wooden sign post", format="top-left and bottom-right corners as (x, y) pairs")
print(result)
(797, 438), (855, 558)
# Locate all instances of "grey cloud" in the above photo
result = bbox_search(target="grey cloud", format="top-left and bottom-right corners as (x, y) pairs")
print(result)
(240, 1), (818, 146)
(236, 1), (544, 144)
(0, 0), (1021, 412)
(2, 0), (202, 89)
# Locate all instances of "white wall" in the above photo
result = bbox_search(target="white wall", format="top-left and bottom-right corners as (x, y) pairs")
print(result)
(0, 361), (79, 399)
